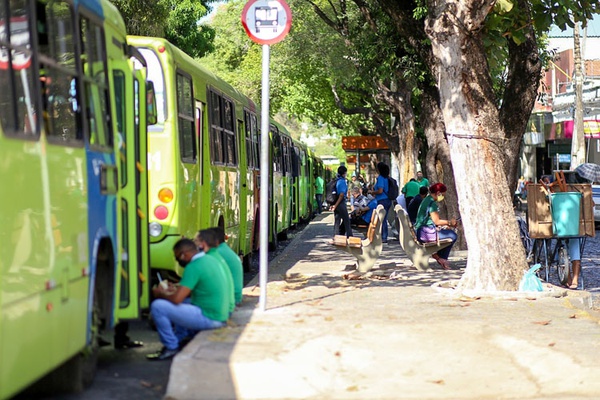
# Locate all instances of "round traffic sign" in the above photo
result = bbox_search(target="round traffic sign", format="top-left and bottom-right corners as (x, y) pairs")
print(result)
(241, 0), (292, 45)
(0, 17), (32, 70)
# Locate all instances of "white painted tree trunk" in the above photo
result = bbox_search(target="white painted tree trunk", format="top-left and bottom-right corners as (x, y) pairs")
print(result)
(425, 0), (527, 291)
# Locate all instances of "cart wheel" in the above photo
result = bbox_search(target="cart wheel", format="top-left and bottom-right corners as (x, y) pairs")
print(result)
(557, 246), (570, 285)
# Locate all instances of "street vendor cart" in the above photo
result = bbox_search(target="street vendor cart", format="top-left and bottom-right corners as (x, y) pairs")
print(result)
(526, 172), (595, 288)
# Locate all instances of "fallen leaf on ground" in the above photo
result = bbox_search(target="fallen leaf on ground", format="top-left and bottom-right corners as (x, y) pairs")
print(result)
(140, 380), (153, 388)
(458, 295), (481, 302)
(346, 385), (359, 392)
(533, 320), (551, 325)
(429, 380), (445, 385)
(548, 342), (556, 347)
(343, 273), (364, 280)
(569, 314), (577, 319)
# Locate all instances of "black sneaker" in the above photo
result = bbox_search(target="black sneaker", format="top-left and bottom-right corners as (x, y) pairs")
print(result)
(146, 346), (179, 361)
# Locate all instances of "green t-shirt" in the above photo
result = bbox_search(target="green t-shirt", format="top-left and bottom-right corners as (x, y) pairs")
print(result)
(217, 242), (244, 305)
(315, 176), (324, 194)
(179, 253), (231, 322)
(402, 180), (420, 198)
(206, 248), (235, 313)
(417, 177), (430, 188)
(413, 196), (438, 230)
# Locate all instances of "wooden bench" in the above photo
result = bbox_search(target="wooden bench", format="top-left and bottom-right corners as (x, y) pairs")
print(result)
(395, 204), (453, 270)
(332, 205), (386, 273)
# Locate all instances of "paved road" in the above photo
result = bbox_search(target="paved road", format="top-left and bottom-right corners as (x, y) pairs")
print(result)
(22, 217), (600, 399)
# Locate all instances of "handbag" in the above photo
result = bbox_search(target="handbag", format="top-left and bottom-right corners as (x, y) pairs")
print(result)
(416, 200), (438, 243)
(418, 224), (438, 243)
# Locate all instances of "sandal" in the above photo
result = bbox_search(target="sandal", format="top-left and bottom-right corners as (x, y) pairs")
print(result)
(436, 258), (451, 270)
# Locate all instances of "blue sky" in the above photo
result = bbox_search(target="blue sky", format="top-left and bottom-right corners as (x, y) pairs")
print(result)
(549, 14), (600, 37)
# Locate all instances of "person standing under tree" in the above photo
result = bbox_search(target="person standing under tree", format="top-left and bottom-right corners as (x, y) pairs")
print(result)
(402, 178), (420, 206)
(416, 171), (429, 188)
(369, 162), (393, 243)
(314, 173), (324, 214)
(330, 165), (352, 237)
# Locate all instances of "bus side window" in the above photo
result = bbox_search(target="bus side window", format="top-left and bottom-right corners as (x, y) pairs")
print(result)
(38, 0), (79, 144)
(0, 6), (38, 137)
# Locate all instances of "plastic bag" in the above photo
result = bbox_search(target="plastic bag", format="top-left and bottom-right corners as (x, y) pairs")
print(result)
(519, 264), (543, 292)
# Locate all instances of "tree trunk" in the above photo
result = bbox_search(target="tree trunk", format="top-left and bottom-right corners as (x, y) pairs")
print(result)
(425, 0), (527, 291)
(420, 85), (466, 250)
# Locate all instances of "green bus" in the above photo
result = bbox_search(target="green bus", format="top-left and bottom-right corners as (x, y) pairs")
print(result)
(0, 0), (152, 397)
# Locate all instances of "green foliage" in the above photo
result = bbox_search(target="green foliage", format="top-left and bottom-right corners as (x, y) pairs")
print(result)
(110, 0), (168, 36)
(110, 0), (214, 58)
(164, 0), (215, 58)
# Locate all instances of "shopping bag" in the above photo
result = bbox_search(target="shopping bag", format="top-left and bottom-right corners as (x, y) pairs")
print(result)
(518, 263), (543, 292)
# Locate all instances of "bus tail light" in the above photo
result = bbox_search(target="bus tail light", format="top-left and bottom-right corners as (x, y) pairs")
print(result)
(154, 206), (169, 220)
(158, 188), (173, 203)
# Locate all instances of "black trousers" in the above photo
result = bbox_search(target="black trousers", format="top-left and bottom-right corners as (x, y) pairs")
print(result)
(334, 201), (352, 237)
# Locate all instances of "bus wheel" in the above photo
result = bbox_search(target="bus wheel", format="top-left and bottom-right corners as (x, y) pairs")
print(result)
(268, 217), (278, 251)
(277, 229), (288, 241)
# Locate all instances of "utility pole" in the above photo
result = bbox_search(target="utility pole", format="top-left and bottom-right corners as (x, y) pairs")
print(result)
(570, 21), (585, 169)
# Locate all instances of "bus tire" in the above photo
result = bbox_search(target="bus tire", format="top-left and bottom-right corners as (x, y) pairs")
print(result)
(268, 215), (278, 251)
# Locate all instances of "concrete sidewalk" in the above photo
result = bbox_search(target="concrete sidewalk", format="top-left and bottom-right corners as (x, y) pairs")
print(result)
(166, 213), (600, 400)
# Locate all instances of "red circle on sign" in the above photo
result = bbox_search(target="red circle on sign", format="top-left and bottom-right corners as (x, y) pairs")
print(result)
(241, 0), (292, 45)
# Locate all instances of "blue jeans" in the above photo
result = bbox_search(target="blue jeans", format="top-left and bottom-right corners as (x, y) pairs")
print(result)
(436, 228), (458, 260)
(151, 299), (225, 350)
(315, 194), (323, 214)
(567, 238), (581, 261)
(377, 198), (392, 241)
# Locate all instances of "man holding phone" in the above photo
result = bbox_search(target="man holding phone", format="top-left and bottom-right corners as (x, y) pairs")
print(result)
(146, 238), (232, 361)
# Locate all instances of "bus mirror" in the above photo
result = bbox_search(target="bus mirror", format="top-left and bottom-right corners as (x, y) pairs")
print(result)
(146, 81), (158, 126)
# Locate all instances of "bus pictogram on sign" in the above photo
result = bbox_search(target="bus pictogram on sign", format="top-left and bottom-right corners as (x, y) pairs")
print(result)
(241, 0), (292, 45)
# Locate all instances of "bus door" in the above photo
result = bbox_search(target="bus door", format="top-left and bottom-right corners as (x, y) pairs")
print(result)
(237, 116), (250, 258)
(130, 48), (153, 310)
(110, 60), (145, 320)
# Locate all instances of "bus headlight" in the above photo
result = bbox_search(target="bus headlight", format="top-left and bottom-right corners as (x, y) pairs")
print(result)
(149, 222), (162, 237)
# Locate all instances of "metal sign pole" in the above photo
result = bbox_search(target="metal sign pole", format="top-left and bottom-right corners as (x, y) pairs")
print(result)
(259, 44), (270, 312)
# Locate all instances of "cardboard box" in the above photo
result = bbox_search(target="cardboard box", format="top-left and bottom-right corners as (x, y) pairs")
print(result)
(526, 184), (595, 238)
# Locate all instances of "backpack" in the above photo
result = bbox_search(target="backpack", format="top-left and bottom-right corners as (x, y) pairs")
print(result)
(325, 178), (339, 205)
(387, 177), (399, 200)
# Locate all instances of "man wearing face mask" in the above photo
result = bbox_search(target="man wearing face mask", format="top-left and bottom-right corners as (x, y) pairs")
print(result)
(146, 238), (231, 361)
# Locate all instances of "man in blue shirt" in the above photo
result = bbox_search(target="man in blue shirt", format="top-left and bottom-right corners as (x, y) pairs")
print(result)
(329, 165), (352, 237)
(350, 197), (378, 227)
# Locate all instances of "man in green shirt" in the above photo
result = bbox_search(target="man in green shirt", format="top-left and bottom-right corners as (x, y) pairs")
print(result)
(314, 174), (324, 214)
(195, 229), (235, 315)
(208, 227), (244, 305)
(401, 178), (420, 205)
(146, 238), (231, 361)
(416, 171), (430, 188)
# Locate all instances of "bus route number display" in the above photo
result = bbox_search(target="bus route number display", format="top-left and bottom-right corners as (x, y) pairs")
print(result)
(241, 0), (292, 45)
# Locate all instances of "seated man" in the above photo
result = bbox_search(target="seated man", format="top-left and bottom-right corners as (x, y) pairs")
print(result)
(349, 186), (369, 217)
(407, 186), (429, 224)
(146, 238), (232, 361)
(350, 197), (378, 227)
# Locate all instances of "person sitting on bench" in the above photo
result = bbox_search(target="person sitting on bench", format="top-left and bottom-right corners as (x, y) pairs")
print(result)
(350, 187), (369, 216)
(350, 196), (378, 228)
(413, 183), (459, 270)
